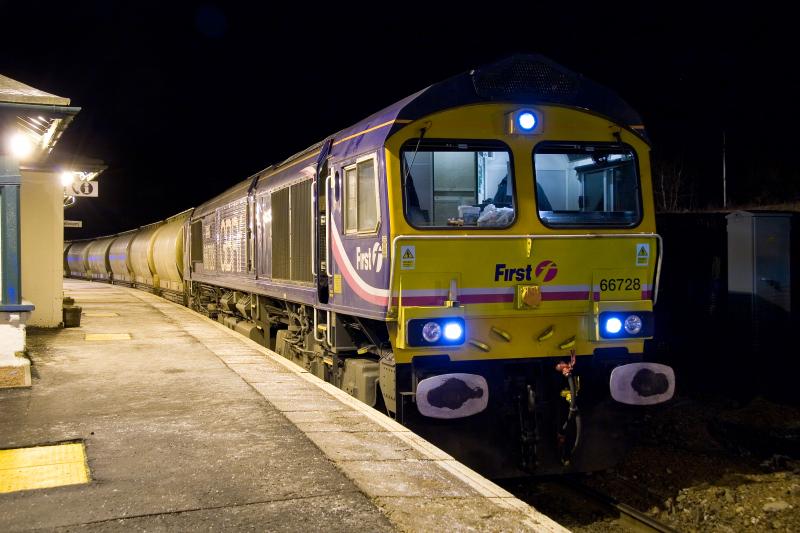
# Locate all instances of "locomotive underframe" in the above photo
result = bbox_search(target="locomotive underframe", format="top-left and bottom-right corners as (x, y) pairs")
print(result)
(396, 351), (642, 476)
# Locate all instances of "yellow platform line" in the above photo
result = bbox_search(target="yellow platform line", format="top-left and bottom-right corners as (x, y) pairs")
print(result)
(85, 333), (131, 341)
(0, 443), (90, 493)
(83, 312), (119, 317)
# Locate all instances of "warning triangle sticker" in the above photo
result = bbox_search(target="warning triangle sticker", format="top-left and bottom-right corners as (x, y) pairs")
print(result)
(402, 249), (414, 259)
(636, 243), (650, 266)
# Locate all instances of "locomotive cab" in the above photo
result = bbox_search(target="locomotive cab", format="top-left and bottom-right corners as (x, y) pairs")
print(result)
(380, 99), (674, 476)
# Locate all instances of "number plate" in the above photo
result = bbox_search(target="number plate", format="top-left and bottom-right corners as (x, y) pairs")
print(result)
(593, 270), (643, 301)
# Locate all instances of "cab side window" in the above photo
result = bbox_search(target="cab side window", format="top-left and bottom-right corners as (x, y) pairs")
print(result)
(344, 156), (379, 234)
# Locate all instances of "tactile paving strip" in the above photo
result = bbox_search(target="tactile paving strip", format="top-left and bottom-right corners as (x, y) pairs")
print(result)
(0, 442), (90, 493)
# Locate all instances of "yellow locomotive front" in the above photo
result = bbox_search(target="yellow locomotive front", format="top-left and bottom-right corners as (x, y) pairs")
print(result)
(381, 102), (674, 475)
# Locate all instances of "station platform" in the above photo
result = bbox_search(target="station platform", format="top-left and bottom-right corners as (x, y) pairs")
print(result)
(0, 279), (565, 532)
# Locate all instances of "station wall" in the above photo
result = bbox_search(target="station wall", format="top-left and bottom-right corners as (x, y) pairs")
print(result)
(20, 169), (63, 327)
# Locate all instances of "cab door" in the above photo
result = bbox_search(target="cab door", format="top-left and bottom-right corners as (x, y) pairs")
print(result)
(315, 139), (333, 304)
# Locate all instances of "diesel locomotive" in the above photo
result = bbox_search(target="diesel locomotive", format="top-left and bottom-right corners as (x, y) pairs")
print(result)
(66, 54), (675, 477)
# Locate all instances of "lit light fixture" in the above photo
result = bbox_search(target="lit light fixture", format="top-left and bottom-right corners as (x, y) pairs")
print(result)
(506, 109), (541, 135)
(7, 132), (35, 159)
(518, 111), (537, 131)
(408, 317), (466, 347)
(61, 171), (75, 187)
(605, 317), (622, 334)
(443, 321), (464, 341)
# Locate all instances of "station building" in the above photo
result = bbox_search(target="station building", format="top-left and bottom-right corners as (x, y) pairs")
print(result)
(0, 73), (103, 387)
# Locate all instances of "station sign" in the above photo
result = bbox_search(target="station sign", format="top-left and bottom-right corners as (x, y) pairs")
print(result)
(70, 181), (99, 197)
(64, 220), (83, 228)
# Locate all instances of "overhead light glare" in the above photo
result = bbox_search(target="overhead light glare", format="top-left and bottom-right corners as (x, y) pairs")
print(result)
(7, 132), (34, 159)
(61, 171), (75, 187)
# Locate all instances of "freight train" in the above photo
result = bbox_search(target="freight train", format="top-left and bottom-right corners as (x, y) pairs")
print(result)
(66, 54), (675, 477)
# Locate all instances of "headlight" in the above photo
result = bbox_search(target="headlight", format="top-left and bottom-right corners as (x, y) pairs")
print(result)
(605, 317), (622, 334)
(443, 321), (463, 341)
(598, 311), (653, 339)
(506, 109), (541, 135)
(407, 317), (466, 347)
(624, 315), (642, 335)
(422, 321), (442, 343)
(517, 112), (537, 131)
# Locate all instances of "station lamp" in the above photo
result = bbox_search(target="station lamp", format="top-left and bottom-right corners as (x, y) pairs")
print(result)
(6, 132), (35, 160)
(60, 171), (75, 187)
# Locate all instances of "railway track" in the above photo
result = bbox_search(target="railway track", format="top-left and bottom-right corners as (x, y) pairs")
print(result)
(551, 477), (679, 533)
(501, 475), (680, 532)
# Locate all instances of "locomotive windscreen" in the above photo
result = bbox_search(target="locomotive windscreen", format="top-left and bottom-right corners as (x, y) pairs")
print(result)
(533, 143), (641, 228)
(401, 140), (516, 228)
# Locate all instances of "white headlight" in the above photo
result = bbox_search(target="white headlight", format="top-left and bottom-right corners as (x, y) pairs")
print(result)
(605, 317), (622, 334)
(624, 315), (642, 335)
(422, 321), (442, 343)
(518, 111), (537, 131)
(443, 322), (463, 341)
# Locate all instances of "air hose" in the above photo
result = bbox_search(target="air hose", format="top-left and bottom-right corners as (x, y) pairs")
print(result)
(556, 350), (582, 464)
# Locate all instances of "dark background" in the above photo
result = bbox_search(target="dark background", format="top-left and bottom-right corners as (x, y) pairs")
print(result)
(2, 2), (797, 238)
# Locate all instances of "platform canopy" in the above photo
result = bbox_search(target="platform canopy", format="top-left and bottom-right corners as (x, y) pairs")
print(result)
(0, 74), (105, 207)
(0, 74), (71, 106)
(0, 74), (81, 161)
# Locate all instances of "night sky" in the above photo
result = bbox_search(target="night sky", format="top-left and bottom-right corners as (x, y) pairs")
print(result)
(2, 2), (797, 239)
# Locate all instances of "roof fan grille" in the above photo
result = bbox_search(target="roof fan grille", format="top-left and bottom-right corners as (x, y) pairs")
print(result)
(473, 57), (579, 100)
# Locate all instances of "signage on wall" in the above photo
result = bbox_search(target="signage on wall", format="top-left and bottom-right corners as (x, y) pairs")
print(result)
(70, 181), (99, 197)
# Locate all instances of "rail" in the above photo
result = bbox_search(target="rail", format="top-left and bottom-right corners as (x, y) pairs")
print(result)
(552, 478), (679, 533)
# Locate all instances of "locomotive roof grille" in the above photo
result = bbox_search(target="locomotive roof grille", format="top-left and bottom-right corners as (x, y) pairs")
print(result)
(471, 55), (579, 101)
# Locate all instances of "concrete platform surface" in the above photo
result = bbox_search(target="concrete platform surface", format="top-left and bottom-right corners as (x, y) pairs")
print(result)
(0, 279), (565, 532)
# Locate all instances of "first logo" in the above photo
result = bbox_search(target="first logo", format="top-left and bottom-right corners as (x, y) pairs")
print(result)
(535, 260), (558, 282)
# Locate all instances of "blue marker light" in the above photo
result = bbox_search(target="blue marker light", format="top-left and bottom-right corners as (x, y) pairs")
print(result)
(605, 317), (622, 334)
(518, 111), (537, 131)
(443, 321), (464, 341)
